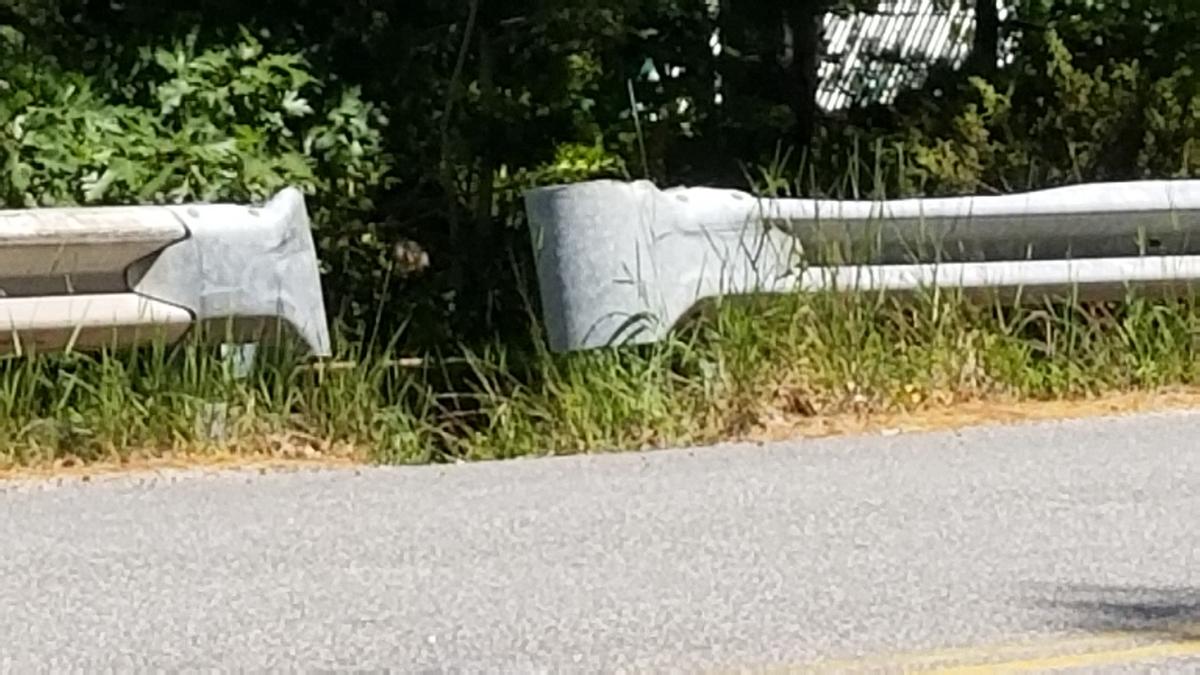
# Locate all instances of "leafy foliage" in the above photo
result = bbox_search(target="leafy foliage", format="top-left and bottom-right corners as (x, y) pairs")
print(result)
(1, 24), (394, 332)
(2, 26), (387, 205)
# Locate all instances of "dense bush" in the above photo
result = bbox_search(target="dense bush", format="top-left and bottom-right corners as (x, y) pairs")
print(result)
(2, 27), (387, 205)
(1, 25), (400, 332)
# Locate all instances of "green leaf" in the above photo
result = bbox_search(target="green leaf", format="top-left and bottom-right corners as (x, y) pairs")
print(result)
(281, 90), (314, 118)
(81, 169), (116, 203)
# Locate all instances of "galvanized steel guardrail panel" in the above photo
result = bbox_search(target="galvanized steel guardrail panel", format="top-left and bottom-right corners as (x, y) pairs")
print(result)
(525, 179), (1200, 352)
(0, 188), (330, 356)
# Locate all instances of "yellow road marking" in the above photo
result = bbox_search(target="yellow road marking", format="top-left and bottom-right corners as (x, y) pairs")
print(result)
(757, 625), (1200, 674)
(792, 633), (1147, 673)
(923, 639), (1200, 673)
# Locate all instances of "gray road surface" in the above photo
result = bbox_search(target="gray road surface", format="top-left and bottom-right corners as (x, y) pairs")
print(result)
(4, 411), (1200, 672)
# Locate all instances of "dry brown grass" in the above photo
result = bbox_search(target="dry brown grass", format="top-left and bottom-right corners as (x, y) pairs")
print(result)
(746, 387), (1200, 442)
(0, 431), (364, 482)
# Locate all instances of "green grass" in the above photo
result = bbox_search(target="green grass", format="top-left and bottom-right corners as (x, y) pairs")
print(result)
(3, 285), (1200, 471)
(3, 141), (1194, 469)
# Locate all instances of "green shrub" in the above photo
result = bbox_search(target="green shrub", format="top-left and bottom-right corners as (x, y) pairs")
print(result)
(2, 27), (389, 205)
(1, 25), (394, 329)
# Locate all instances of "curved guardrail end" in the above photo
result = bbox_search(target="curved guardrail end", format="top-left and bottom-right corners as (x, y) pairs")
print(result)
(134, 188), (332, 357)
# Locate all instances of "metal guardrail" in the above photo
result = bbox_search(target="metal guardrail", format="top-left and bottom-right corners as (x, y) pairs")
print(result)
(0, 188), (331, 356)
(525, 179), (1200, 353)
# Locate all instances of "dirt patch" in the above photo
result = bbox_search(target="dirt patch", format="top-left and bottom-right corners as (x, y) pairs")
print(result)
(746, 388), (1200, 443)
(0, 432), (364, 483)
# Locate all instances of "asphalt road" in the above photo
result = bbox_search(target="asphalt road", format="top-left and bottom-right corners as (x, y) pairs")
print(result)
(4, 411), (1200, 672)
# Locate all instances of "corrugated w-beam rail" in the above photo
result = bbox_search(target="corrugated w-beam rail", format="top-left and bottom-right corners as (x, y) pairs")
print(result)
(0, 188), (330, 356)
(525, 180), (1200, 353)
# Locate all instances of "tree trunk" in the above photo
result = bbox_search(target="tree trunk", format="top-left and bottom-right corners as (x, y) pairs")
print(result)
(439, 0), (479, 300)
(784, 1), (824, 156)
(969, 0), (1000, 76)
(471, 27), (498, 314)
(715, 0), (825, 167)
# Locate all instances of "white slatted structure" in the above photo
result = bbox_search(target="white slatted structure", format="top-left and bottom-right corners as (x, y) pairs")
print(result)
(818, 0), (1013, 110)
(651, 2), (1013, 113)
